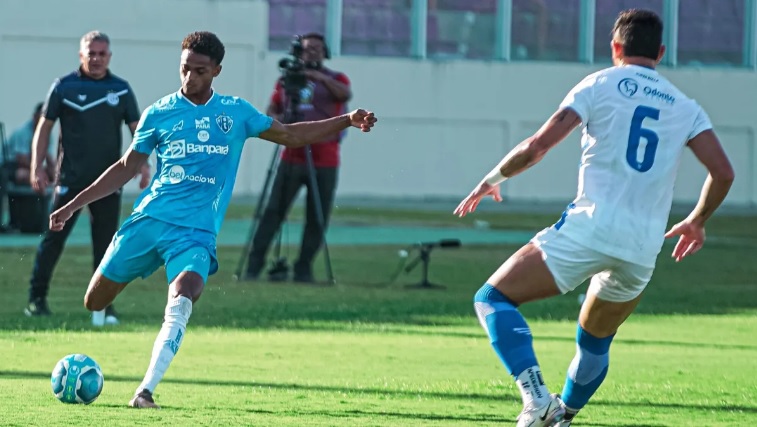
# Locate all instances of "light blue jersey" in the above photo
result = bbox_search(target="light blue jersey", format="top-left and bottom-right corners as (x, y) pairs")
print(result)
(130, 91), (273, 234)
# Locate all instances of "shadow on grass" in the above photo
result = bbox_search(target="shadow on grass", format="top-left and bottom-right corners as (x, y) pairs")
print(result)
(3, 370), (756, 417)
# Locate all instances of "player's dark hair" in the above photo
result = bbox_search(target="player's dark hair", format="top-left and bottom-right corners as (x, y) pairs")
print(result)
(612, 9), (663, 61)
(181, 31), (225, 65)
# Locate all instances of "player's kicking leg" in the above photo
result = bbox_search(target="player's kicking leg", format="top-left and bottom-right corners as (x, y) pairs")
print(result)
(129, 246), (210, 409)
(86, 213), (162, 326)
(473, 242), (566, 427)
(554, 266), (651, 426)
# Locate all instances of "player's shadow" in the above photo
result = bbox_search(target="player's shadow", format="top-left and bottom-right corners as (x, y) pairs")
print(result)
(4, 370), (756, 416)
(244, 407), (505, 424)
(241, 408), (662, 426)
(79, 403), (661, 426)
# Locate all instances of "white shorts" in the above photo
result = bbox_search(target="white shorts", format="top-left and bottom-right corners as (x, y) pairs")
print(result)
(530, 227), (654, 302)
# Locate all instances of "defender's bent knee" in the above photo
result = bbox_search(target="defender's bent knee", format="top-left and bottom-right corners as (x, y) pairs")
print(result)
(485, 243), (561, 305)
(579, 292), (643, 338)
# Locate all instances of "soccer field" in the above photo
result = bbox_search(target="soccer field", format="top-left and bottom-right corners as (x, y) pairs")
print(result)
(1, 208), (756, 426)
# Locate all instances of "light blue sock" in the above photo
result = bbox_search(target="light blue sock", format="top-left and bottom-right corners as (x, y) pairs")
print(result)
(561, 325), (614, 412)
(474, 284), (550, 407)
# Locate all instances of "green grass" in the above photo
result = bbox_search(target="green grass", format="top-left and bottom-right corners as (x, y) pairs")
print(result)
(1, 206), (756, 426)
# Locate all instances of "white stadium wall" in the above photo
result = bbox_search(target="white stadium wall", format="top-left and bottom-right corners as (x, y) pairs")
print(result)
(1, 0), (755, 206)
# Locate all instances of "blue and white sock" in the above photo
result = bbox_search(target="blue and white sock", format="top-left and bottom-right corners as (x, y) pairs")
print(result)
(560, 325), (614, 413)
(137, 295), (193, 394)
(474, 284), (550, 408)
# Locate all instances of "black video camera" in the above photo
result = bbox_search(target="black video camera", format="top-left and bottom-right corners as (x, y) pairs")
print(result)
(277, 35), (319, 98)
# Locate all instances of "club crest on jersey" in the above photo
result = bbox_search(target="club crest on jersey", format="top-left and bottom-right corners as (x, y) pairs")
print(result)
(106, 92), (120, 106)
(216, 113), (233, 134)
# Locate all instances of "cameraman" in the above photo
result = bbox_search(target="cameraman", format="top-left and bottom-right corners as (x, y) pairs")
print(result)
(245, 33), (351, 283)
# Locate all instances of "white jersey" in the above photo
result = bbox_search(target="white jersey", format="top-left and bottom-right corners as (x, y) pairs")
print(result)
(555, 64), (713, 267)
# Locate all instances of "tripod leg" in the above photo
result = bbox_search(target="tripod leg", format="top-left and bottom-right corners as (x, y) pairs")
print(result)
(404, 248), (446, 290)
(252, 160), (303, 280)
(302, 147), (336, 284)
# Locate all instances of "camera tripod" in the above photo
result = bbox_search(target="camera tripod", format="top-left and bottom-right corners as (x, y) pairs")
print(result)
(403, 239), (461, 290)
(234, 79), (336, 284)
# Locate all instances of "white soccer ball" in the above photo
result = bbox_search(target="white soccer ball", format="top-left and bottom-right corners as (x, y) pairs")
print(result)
(51, 354), (104, 404)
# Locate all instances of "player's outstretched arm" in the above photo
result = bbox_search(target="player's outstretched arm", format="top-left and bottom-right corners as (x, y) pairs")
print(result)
(488, 107), (582, 183)
(258, 109), (376, 148)
(454, 107), (581, 217)
(49, 149), (150, 231)
(665, 129), (734, 262)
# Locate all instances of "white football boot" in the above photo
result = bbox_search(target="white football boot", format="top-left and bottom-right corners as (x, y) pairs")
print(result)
(516, 394), (565, 427)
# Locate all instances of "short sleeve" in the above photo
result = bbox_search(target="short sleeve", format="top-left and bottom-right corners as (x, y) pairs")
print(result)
(687, 104), (713, 141)
(43, 79), (63, 121)
(129, 106), (159, 154)
(333, 72), (350, 86)
(243, 100), (274, 138)
(559, 75), (596, 124)
(123, 83), (141, 124)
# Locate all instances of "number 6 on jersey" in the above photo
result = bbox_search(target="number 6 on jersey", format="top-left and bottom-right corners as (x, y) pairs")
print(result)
(626, 105), (660, 172)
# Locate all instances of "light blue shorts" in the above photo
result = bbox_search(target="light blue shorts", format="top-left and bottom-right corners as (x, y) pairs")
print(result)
(99, 212), (218, 284)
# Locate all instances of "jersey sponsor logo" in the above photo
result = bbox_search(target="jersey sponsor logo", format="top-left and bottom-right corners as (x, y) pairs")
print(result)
(195, 117), (211, 129)
(164, 139), (229, 159)
(172, 120), (184, 131)
(155, 96), (178, 111)
(220, 97), (239, 106)
(188, 143), (228, 155)
(618, 78), (675, 105)
(618, 78), (639, 98)
(62, 88), (129, 111)
(166, 165), (216, 185)
(198, 130), (210, 142)
(167, 140), (186, 158)
(216, 113), (234, 134)
(643, 86), (676, 104)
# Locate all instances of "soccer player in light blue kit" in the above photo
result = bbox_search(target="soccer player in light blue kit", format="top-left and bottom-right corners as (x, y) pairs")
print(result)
(455, 10), (733, 426)
(48, 31), (377, 408)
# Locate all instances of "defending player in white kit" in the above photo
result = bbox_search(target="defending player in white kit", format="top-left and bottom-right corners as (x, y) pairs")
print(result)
(454, 9), (734, 427)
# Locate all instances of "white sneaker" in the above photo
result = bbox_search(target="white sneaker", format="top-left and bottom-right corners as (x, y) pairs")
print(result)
(516, 394), (565, 427)
(91, 310), (120, 326)
(552, 421), (571, 427)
